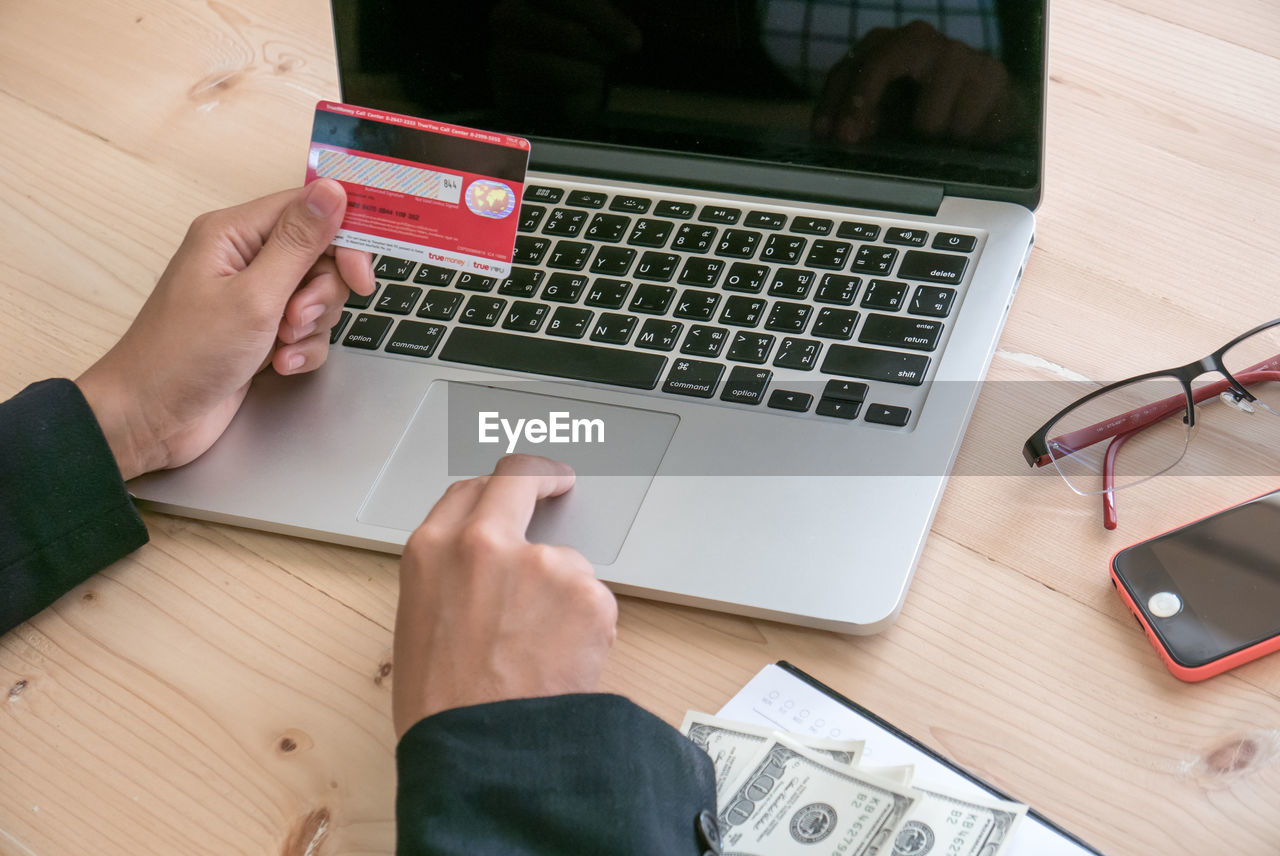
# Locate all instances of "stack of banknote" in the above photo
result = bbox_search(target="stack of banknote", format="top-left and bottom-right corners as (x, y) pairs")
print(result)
(681, 712), (1027, 856)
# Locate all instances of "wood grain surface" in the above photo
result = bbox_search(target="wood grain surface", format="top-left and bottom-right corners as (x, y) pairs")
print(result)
(2, 0), (1278, 854)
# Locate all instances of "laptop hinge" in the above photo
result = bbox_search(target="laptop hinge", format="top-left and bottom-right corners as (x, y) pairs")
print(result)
(529, 140), (944, 217)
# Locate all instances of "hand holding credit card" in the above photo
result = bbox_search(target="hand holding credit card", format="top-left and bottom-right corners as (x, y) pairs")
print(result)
(305, 101), (530, 278)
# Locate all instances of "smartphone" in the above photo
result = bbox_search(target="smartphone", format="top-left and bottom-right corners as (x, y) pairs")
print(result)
(1111, 488), (1280, 681)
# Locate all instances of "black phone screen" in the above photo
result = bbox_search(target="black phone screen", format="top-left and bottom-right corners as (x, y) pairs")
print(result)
(1113, 490), (1280, 667)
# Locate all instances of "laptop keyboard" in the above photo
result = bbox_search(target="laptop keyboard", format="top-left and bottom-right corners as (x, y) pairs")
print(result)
(333, 180), (982, 428)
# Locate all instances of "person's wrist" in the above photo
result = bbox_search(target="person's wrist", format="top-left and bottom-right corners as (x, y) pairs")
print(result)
(75, 361), (163, 481)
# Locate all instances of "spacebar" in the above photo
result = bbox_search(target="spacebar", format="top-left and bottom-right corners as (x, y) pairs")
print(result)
(439, 327), (667, 390)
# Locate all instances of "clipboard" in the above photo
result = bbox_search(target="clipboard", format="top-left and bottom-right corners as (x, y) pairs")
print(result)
(715, 661), (1106, 856)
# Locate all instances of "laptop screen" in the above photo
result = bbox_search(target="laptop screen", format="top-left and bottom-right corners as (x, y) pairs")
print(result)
(330, 1), (1044, 206)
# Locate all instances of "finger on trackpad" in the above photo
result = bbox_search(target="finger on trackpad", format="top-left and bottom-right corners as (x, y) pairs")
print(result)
(358, 381), (679, 563)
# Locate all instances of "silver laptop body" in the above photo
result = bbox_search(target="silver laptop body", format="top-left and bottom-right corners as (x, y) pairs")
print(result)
(130, 0), (1044, 633)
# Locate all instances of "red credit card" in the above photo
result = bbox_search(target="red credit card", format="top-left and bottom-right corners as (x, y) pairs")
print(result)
(305, 101), (530, 278)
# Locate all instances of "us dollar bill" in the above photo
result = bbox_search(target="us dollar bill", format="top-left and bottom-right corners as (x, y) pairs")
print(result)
(887, 783), (1026, 856)
(715, 734), (919, 856)
(681, 711), (865, 793)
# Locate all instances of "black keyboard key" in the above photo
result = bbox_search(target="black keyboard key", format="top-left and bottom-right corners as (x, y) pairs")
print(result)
(727, 331), (775, 364)
(441, 327), (667, 390)
(815, 398), (861, 419)
(343, 313), (393, 349)
(812, 308), (860, 340)
(459, 295), (507, 327)
(517, 204), (546, 233)
(456, 272), (497, 292)
(417, 289), (463, 320)
(859, 314), (943, 351)
(865, 403), (912, 426)
(542, 273), (588, 303)
(589, 312), (638, 345)
(761, 234), (807, 264)
(585, 213), (631, 242)
(385, 320), (447, 358)
(498, 267), (545, 298)
(765, 301), (812, 333)
(627, 218), (675, 248)
(805, 239), (852, 270)
(885, 227), (928, 247)
(821, 345), (930, 385)
(663, 358), (724, 398)
(655, 200), (696, 219)
(629, 283), (676, 314)
(815, 274), (860, 305)
(837, 222), (880, 241)
(636, 319), (683, 351)
(590, 246), (637, 276)
(768, 390), (812, 412)
(744, 211), (787, 229)
(414, 264), (457, 286)
(675, 289), (721, 321)
(724, 262), (770, 294)
(861, 279), (908, 311)
(566, 190), (607, 208)
(720, 366), (772, 405)
(546, 240), (593, 270)
(376, 283), (423, 315)
(699, 205), (741, 224)
(345, 285), (377, 309)
(635, 251), (680, 282)
(719, 295), (766, 327)
(543, 207), (589, 236)
(585, 278), (631, 309)
(932, 232), (977, 253)
(677, 257), (726, 287)
(898, 250), (969, 285)
(524, 185), (563, 204)
(768, 268), (816, 299)
(773, 337), (822, 370)
(502, 300), (550, 333)
(610, 195), (651, 214)
(823, 380), (869, 402)
(910, 285), (957, 318)
(680, 324), (729, 357)
(850, 245), (897, 274)
(715, 229), (763, 259)
(547, 306), (593, 339)
(790, 216), (833, 235)
(672, 224), (718, 253)
(513, 235), (551, 265)
(373, 256), (415, 281)
(330, 310), (351, 344)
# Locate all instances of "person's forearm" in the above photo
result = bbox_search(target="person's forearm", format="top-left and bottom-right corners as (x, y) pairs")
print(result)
(395, 694), (719, 856)
(0, 379), (148, 635)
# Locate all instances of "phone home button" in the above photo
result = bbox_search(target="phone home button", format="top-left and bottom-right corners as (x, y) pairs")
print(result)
(1148, 591), (1183, 618)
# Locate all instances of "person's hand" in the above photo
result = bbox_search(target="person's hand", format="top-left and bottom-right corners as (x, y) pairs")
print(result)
(75, 179), (374, 480)
(812, 21), (1021, 146)
(392, 454), (618, 739)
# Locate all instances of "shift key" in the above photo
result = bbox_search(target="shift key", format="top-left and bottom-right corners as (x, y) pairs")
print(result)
(821, 345), (930, 386)
(897, 250), (968, 284)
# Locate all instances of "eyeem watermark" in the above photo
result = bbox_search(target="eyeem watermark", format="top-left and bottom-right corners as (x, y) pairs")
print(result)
(478, 411), (605, 454)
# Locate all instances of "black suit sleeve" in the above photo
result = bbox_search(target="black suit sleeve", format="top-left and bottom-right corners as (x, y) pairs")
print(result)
(0, 379), (149, 635)
(396, 693), (719, 855)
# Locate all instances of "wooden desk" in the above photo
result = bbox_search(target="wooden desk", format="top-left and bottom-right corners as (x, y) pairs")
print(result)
(2, 1), (1278, 853)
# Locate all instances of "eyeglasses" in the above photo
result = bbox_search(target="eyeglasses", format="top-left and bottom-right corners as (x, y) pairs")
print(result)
(1022, 319), (1280, 529)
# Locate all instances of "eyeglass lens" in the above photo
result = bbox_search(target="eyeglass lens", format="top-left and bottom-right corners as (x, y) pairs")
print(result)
(1045, 377), (1191, 495)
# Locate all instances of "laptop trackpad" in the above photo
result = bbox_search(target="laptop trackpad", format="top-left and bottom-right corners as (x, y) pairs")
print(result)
(358, 381), (679, 564)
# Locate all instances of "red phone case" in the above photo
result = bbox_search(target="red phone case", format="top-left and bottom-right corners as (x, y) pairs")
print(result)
(1110, 488), (1280, 682)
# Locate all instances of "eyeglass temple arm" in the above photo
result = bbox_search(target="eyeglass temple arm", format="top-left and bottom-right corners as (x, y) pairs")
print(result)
(1031, 367), (1280, 468)
(1100, 431), (1131, 530)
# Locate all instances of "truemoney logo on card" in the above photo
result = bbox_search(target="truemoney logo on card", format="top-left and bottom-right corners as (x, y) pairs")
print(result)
(478, 411), (605, 454)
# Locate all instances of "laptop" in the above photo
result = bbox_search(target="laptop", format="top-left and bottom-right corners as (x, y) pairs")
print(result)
(129, 0), (1044, 633)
